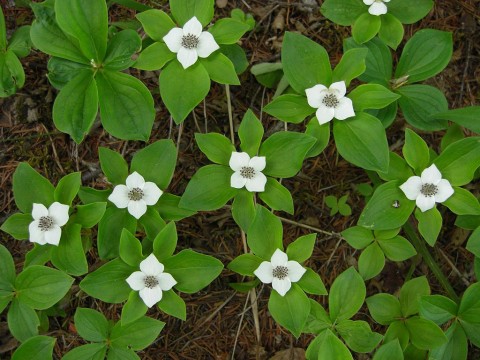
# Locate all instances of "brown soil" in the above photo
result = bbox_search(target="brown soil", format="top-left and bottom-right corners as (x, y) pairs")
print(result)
(1, 0), (479, 359)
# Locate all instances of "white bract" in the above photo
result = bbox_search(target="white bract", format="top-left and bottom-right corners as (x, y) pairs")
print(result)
(305, 81), (355, 125)
(108, 172), (162, 219)
(28, 202), (69, 246)
(363, 0), (390, 16)
(229, 152), (267, 192)
(163, 16), (220, 69)
(400, 164), (454, 212)
(254, 249), (306, 297)
(126, 254), (177, 308)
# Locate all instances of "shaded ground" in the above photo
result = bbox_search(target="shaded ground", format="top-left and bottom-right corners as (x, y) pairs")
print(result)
(1, 0), (479, 358)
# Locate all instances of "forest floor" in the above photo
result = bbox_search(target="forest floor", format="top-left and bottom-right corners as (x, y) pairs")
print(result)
(0, 0), (479, 359)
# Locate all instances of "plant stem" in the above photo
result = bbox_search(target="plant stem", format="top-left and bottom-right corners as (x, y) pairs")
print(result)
(225, 84), (235, 144)
(403, 220), (460, 303)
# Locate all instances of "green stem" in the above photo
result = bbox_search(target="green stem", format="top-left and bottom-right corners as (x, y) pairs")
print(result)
(403, 220), (460, 303)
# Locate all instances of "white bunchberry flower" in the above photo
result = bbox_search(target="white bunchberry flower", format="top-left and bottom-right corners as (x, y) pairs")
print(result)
(305, 81), (355, 125)
(363, 0), (391, 16)
(254, 249), (306, 297)
(400, 164), (454, 212)
(28, 202), (69, 246)
(126, 254), (177, 308)
(108, 172), (162, 220)
(163, 16), (220, 69)
(229, 152), (267, 192)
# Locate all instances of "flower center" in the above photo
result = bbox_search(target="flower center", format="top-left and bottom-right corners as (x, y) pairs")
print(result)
(420, 183), (438, 197)
(272, 266), (288, 280)
(144, 275), (159, 289)
(128, 187), (144, 201)
(38, 216), (54, 231)
(322, 93), (339, 108)
(240, 166), (255, 179)
(181, 34), (199, 49)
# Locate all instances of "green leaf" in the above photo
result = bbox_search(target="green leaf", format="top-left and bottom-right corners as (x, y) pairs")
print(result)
(377, 235), (416, 261)
(238, 110), (264, 157)
(1, 213), (31, 240)
(419, 295), (457, 325)
(397, 84), (448, 131)
(402, 129), (430, 174)
(163, 249), (223, 293)
(50, 224), (88, 276)
(15, 265), (73, 310)
(121, 291), (147, 325)
(52, 69), (98, 143)
(458, 283), (480, 322)
(388, 0), (434, 24)
(373, 339), (403, 360)
(399, 276), (430, 317)
(0, 7), (5, 50)
(8, 25), (32, 57)
(228, 253), (263, 277)
(378, 13), (404, 49)
(54, 172), (81, 205)
(119, 229), (143, 267)
(429, 322), (468, 360)
(231, 190), (256, 232)
(460, 321), (480, 348)
(395, 29), (452, 84)
(179, 165), (236, 211)
(170, 0), (214, 27)
(97, 207), (137, 259)
(342, 226), (375, 250)
(258, 178), (294, 214)
(281, 31), (332, 93)
(317, 329), (354, 360)
(152, 222), (178, 262)
(304, 300), (332, 334)
(201, 52), (239, 85)
(336, 320), (383, 353)
(466, 227), (480, 258)
(247, 205), (283, 260)
(107, 347), (140, 360)
(268, 283), (310, 338)
(154, 193), (196, 221)
(352, 13), (381, 44)
(24, 245), (52, 269)
(358, 242), (385, 280)
(434, 136), (480, 186)
(329, 267), (366, 322)
(103, 29), (141, 71)
(96, 70), (155, 141)
(368, 101), (398, 128)
(366, 293), (401, 325)
(30, 2), (87, 64)
(80, 258), (134, 303)
(0, 50), (25, 97)
(134, 42), (175, 70)
(286, 234), (316, 263)
(384, 321), (410, 349)
(229, 279), (260, 293)
(263, 94), (315, 123)
(136, 10), (176, 42)
(78, 187), (110, 204)
(320, 0), (366, 26)
(378, 152), (414, 182)
(358, 181), (416, 230)
(344, 37), (392, 86)
(333, 112), (389, 172)
(62, 343), (108, 360)
(208, 18), (249, 44)
(441, 124), (466, 151)
(140, 207), (166, 242)
(13, 162), (55, 213)
(157, 290), (186, 320)
(297, 268), (327, 296)
(415, 207), (442, 246)
(443, 187), (480, 216)
(11, 335), (55, 360)
(348, 84), (400, 111)
(47, 57), (89, 90)
(430, 106), (480, 134)
(0, 244), (15, 289)
(220, 43), (249, 75)
(195, 133), (235, 165)
(332, 48), (368, 86)
(74, 202), (107, 228)
(8, 298), (39, 342)
(305, 118), (330, 158)
(74, 308), (109, 342)
(110, 316), (165, 350)
(55, 0), (108, 62)
(130, 139), (178, 190)
(405, 317), (447, 350)
(160, 60), (210, 124)
(260, 131), (315, 178)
